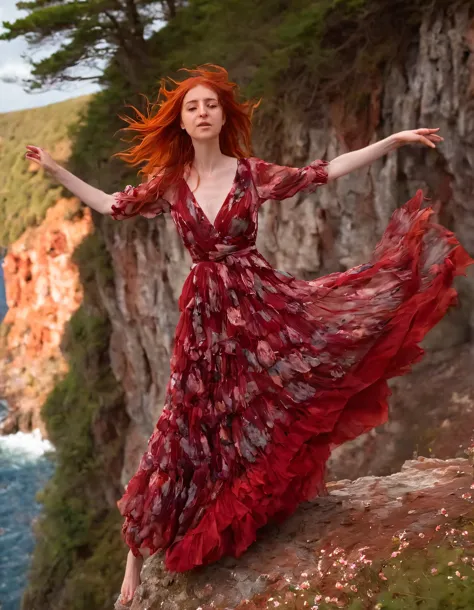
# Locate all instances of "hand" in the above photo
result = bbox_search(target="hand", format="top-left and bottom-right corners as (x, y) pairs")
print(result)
(25, 145), (59, 174)
(394, 128), (444, 149)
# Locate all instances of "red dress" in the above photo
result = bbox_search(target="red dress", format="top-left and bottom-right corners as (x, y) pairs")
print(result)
(111, 156), (474, 572)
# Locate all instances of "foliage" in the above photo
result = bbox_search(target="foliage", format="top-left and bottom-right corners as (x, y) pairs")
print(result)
(0, 0), (186, 90)
(0, 95), (91, 247)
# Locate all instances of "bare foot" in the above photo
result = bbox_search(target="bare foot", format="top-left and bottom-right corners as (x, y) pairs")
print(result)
(119, 550), (144, 604)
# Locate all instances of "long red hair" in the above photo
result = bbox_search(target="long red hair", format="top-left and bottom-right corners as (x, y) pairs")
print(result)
(113, 64), (261, 193)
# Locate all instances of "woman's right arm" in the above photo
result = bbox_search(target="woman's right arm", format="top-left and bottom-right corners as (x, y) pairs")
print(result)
(25, 145), (115, 215)
(49, 163), (115, 215)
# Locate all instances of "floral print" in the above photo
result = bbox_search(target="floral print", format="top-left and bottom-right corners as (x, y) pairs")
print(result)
(111, 156), (474, 572)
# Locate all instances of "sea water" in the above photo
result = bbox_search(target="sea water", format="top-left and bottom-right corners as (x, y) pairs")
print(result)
(0, 426), (55, 610)
(0, 259), (56, 610)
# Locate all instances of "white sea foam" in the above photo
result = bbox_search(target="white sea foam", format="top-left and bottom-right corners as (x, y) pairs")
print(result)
(0, 428), (55, 460)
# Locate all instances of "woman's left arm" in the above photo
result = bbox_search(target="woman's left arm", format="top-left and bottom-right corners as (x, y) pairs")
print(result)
(326, 128), (443, 182)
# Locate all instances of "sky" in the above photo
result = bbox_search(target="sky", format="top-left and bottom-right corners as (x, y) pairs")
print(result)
(0, 0), (102, 114)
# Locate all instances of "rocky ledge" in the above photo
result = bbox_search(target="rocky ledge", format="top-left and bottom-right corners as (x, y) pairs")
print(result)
(124, 454), (474, 610)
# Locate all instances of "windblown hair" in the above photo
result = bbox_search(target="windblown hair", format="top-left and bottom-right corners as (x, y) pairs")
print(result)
(112, 64), (261, 193)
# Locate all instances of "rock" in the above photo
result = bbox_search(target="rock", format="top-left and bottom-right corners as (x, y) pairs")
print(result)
(0, 198), (93, 437)
(126, 456), (474, 609)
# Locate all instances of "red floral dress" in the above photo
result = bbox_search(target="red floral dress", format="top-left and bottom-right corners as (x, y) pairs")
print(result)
(111, 156), (473, 572)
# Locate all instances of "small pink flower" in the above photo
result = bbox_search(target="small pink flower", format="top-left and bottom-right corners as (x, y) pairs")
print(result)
(335, 582), (344, 590)
(379, 571), (388, 581)
(350, 585), (358, 592)
(391, 551), (400, 558)
(300, 581), (310, 589)
(448, 561), (455, 566)
(435, 525), (441, 531)
(314, 595), (322, 602)
(431, 568), (438, 575)
(273, 602), (280, 607)
(440, 508), (448, 516)
(455, 571), (461, 578)
(418, 533), (425, 538)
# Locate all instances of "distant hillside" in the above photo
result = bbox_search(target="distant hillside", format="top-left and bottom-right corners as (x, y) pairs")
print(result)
(0, 95), (93, 247)
(0, 258), (6, 322)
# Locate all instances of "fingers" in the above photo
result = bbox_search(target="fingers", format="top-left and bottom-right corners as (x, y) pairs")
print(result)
(25, 144), (42, 162)
(418, 136), (436, 148)
(414, 128), (444, 148)
(415, 128), (440, 134)
(26, 145), (41, 153)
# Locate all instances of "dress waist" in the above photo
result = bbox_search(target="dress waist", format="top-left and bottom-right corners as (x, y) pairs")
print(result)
(190, 244), (257, 269)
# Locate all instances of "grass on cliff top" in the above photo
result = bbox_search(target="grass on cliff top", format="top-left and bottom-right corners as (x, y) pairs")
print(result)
(0, 95), (92, 248)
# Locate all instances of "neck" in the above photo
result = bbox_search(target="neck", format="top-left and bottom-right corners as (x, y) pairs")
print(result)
(190, 139), (227, 174)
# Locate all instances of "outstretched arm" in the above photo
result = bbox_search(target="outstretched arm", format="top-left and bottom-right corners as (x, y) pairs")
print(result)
(24, 145), (169, 220)
(25, 144), (115, 215)
(326, 128), (443, 182)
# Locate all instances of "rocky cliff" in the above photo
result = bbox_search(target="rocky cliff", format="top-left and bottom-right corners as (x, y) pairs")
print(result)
(103, 4), (474, 489)
(0, 198), (93, 435)
(1, 3), (474, 609)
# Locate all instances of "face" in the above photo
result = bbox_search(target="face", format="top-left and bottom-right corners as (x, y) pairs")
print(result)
(180, 84), (225, 141)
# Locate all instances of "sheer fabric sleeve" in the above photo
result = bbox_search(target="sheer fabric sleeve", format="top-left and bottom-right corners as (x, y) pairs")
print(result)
(110, 173), (171, 220)
(247, 156), (329, 202)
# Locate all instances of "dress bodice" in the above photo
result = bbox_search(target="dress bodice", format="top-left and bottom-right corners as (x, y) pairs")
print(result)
(110, 156), (330, 270)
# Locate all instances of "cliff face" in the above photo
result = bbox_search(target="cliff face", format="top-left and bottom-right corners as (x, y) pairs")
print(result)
(103, 5), (474, 487)
(0, 198), (93, 436)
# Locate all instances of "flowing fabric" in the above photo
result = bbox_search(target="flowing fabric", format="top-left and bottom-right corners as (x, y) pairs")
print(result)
(111, 156), (474, 572)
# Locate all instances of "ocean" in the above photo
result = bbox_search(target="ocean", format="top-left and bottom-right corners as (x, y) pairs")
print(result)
(0, 258), (56, 610)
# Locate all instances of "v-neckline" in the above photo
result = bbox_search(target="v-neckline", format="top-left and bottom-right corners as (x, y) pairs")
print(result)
(183, 157), (240, 231)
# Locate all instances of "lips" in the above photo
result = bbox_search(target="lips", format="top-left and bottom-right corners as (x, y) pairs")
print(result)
(198, 123), (211, 127)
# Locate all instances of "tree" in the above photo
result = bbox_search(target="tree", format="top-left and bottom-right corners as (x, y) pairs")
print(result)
(0, 0), (187, 91)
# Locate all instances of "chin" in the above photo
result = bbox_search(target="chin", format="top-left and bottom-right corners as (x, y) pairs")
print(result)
(193, 131), (220, 141)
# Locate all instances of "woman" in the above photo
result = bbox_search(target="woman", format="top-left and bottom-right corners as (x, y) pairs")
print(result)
(25, 64), (473, 606)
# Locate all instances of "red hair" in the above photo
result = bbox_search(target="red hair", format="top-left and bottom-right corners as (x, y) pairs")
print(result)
(113, 64), (261, 193)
